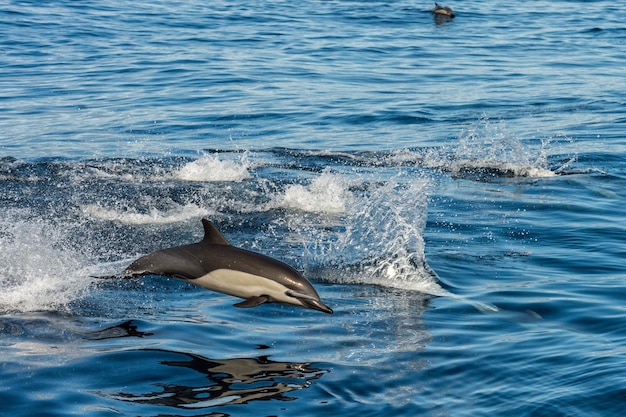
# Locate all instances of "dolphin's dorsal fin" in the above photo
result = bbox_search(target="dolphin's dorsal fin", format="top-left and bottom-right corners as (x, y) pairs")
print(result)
(201, 219), (231, 245)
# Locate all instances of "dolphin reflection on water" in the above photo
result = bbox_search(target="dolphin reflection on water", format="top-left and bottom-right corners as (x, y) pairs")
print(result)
(104, 348), (328, 407)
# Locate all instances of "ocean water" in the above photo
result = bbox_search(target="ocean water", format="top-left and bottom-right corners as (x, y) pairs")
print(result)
(1, 0), (625, 415)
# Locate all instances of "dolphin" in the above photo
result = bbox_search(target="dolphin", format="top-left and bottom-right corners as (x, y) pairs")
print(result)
(120, 219), (333, 314)
(432, 3), (455, 18)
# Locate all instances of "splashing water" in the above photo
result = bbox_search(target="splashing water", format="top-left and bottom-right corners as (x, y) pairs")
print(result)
(273, 170), (353, 214)
(174, 153), (251, 182)
(0, 218), (94, 313)
(340, 178), (448, 295)
(296, 173), (448, 296)
(287, 171), (498, 311)
(449, 116), (557, 179)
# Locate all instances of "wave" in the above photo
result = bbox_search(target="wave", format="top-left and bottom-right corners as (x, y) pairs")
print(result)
(256, 124), (573, 181)
(1, 116), (576, 193)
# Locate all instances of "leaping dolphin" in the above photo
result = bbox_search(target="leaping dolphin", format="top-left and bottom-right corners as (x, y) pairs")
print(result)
(119, 219), (333, 314)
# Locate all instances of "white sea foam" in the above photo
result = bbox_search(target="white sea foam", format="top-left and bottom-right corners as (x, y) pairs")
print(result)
(0, 219), (94, 313)
(82, 203), (212, 225)
(274, 170), (353, 214)
(174, 153), (251, 182)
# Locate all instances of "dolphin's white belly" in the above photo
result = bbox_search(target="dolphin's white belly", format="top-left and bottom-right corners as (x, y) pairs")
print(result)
(188, 269), (298, 306)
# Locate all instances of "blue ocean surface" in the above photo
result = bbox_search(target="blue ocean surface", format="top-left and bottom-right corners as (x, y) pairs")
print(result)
(1, 0), (626, 416)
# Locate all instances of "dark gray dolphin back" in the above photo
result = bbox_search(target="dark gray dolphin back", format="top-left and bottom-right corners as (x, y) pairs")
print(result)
(124, 219), (230, 279)
(124, 245), (208, 279)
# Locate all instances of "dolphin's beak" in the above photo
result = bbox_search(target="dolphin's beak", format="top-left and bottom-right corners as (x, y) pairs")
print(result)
(300, 298), (334, 314)
(286, 290), (334, 314)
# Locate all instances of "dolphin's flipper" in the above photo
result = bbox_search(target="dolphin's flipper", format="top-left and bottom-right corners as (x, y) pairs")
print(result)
(233, 295), (271, 308)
